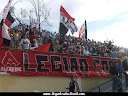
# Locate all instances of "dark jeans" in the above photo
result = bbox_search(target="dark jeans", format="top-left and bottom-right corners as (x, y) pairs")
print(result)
(112, 76), (122, 92)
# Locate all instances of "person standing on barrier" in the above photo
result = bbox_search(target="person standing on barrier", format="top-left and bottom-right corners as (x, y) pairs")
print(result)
(65, 74), (80, 92)
(109, 61), (122, 92)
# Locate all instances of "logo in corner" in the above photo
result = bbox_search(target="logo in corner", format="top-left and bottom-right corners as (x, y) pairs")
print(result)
(1, 50), (20, 66)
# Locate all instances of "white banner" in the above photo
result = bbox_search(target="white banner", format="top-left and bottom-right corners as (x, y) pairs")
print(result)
(2, 23), (11, 40)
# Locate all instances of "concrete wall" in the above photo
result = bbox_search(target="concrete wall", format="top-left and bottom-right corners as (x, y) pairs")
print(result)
(0, 74), (110, 92)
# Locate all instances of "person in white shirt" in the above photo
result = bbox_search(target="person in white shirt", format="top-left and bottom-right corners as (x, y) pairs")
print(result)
(20, 35), (31, 49)
(33, 38), (38, 47)
(37, 36), (43, 46)
(83, 46), (90, 56)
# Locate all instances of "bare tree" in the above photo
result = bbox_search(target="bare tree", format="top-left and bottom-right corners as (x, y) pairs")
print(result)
(30, 0), (51, 31)
(10, 0), (51, 30)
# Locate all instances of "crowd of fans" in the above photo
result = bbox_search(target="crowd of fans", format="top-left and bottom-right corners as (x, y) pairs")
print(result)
(9, 24), (128, 59)
(8, 24), (128, 92)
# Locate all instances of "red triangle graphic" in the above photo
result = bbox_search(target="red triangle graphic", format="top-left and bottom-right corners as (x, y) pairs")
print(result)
(1, 51), (20, 66)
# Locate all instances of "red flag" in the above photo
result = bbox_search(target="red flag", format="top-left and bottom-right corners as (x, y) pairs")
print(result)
(34, 43), (51, 52)
(0, 0), (14, 47)
(59, 6), (77, 37)
(79, 23), (85, 38)
(60, 6), (75, 21)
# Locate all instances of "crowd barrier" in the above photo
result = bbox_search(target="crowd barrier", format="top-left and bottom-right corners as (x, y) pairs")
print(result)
(0, 47), (118, 77)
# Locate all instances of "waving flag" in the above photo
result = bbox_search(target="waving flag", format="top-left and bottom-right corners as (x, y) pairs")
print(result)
(31, 43), (51, 52)
(79, 20), (87, 40)
(0, 0), (13, 20)
(59, 6), (77, 37)
(32, 21), (39, 28)
(0, 0), (14, 47)
(2, 12), (15, 47)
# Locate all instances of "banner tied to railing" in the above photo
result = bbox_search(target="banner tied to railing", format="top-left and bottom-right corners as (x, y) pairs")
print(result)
(0, 48), (117, 77)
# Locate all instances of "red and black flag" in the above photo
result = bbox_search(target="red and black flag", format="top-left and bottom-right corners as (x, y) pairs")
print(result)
(59, 6), (77, 38)
(2, 12), (15, 47)
(5, 12), (15, 27)
(0, 0), (14, 47)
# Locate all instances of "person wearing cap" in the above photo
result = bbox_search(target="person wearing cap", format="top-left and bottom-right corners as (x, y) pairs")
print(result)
(65, 74), (80, 92)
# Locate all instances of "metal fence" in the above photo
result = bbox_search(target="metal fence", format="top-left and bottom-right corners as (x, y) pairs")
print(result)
(86, 75), (127, 92)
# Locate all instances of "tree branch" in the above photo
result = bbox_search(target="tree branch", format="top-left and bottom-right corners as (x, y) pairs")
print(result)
(31, 0), (38, 20)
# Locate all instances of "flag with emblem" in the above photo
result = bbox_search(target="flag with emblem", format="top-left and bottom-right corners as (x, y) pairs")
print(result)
(59, 6), (77, 38)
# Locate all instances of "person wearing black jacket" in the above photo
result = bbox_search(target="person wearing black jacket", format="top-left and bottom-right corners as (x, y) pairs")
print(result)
(109, 61), (122, 92)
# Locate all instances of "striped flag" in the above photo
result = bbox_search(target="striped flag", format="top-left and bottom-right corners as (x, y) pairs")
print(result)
(59, 6), (77, 38)
(2, 12), (15, 47)
(79, 20), (87, 40)
(0, 0), (15, 47)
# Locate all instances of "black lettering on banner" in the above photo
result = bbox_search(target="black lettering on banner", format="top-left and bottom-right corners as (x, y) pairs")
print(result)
(70, 58), (78, 72)
(93, 59), (101, 70)
(63, 57), (69, 72)
(101, 61), (108, 71)
(24, 54), (35, 72)
(79, 58), (88, 72)
(36, 55), (49, 72)
(51, 56), (62, 72)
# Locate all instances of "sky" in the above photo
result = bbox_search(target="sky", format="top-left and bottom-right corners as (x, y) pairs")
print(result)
(0, 0), (128, 48)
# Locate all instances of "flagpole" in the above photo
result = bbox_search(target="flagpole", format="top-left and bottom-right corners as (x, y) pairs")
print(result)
(85, 20), (87, 40)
